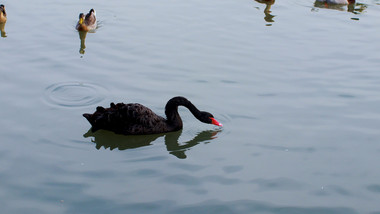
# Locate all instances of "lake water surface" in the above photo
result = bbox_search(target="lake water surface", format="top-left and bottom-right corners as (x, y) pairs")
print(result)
(1, 0), (380, 213)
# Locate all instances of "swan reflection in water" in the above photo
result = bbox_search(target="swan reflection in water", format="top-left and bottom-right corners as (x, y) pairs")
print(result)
(83, 129), (221, 159)
(254, 0), (276, 24)
(313, 0), (367, 14)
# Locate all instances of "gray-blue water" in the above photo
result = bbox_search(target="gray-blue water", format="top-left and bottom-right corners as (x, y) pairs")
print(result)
(1, 0), (380, 213)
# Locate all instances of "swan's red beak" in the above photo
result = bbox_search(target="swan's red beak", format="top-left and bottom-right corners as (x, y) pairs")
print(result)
(210, 117), (223, 127)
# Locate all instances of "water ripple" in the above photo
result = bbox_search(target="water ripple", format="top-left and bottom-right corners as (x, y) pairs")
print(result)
(44, 82), (107, 108)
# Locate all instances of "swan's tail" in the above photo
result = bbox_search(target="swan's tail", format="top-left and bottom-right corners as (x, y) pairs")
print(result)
(83, 113), (101, 132)
(83, 113), (92, 122)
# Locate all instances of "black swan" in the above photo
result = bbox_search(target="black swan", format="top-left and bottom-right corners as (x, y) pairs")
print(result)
(83, 96), (223, 135)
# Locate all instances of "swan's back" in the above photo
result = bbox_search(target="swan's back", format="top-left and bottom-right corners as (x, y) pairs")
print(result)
(83, 102), (167, 135)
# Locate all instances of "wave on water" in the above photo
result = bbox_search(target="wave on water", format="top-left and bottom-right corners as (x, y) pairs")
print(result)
(43, 82), (107, 108)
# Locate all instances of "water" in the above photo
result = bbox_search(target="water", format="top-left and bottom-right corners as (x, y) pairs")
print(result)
(1, 0), (380, 213)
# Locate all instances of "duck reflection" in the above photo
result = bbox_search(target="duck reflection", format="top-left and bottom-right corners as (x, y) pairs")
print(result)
(0, 22), (6, 38)
(255, 0), (276, 24)
(313, 0), (367, 14)
(0, 4), (7, 38)
(78, 31), (87, 54)
(83, 129), (221, 159)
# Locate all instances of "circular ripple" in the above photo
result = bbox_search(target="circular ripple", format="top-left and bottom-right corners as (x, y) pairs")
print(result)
(44, 82), (107, 108)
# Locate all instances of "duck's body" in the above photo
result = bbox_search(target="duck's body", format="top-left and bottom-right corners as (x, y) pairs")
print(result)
(316, 0), (354, 4)
(0, 5), (6, 23)
(76, 9), (97, 31)
(83, 96), (222, 135)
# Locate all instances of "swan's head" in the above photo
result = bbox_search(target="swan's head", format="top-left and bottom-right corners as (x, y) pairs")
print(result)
(200, 112), (223, 127)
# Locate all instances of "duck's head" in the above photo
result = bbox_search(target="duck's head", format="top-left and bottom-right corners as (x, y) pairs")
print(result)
(0, 5), (5, 15)
(78, 13), (85, 24)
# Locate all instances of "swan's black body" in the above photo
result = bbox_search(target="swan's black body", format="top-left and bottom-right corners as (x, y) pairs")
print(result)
(83, 96), (222, 135)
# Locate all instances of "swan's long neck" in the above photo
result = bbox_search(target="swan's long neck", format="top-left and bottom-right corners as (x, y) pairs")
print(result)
(165, 96), (201, 129)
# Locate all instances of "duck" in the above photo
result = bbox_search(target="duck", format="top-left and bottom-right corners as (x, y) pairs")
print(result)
(83, 96), (223, 135)
(0, 4), (6, 23)
(315, 0), (355, 4)
(76, 9), (97, 31)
